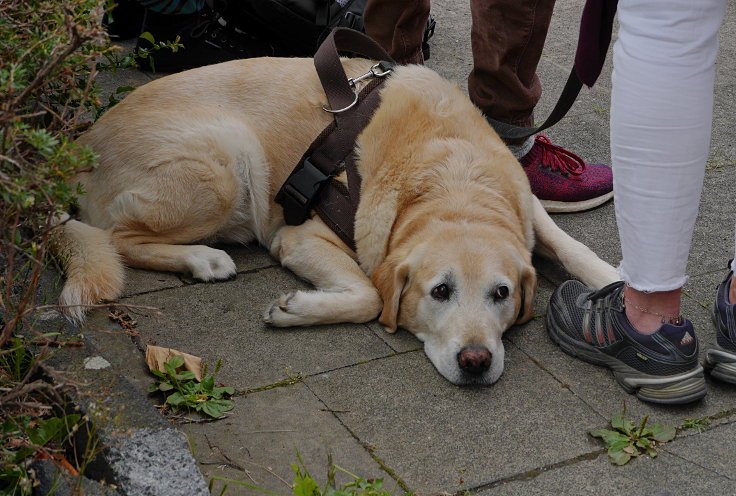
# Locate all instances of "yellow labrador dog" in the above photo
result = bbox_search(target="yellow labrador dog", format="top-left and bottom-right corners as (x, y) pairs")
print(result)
(59, 57), (617, 386)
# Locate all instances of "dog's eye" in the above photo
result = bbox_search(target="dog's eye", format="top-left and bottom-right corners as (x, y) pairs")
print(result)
(431, 284), (451, 301)
(493, 285), (509, 301)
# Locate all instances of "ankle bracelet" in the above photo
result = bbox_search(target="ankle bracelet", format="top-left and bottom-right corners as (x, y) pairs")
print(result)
(630, 302), (683, 326)
(621, 284), (683, 326)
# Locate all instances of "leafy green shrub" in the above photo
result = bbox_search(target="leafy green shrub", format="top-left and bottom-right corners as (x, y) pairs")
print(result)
(1, 0), (111, 345)
(1, 414), (83, 494)
(1, 1), (119, 492)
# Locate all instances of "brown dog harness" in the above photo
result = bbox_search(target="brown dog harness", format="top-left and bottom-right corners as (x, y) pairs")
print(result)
(275, 29), (395, 249)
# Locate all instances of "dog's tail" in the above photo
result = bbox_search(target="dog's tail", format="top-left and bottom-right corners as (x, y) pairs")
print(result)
(55, 214), (125, 324)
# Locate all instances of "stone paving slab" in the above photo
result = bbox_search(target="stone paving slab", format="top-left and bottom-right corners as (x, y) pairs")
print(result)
(227, 243), (281, 272)
(121, 268), (184, 298)
(304, 348), (605, 494)
(118, 265), (396, 391)
(476, 448), (733, 495)
(425, 1), (472, 91)
(689, 165), (736, 276)
(193, 385), (401, 496)
(664, 420), (736, 480)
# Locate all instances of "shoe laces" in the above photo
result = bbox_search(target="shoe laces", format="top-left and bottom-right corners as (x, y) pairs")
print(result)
(587, 281), (624, 304)
(528, 135), (586, 176)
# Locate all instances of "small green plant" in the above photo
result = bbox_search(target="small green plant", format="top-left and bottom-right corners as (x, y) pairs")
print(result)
(292, 452), (396, 496)
(209, 452), (407, 496)
(133, 32), (184, 72)
(681, 417), (711, 433)
(1, 414), (83, 495)
(149, 356), (234, 419)
(590, 411), (676, 465)
(0, 337), (35, 384)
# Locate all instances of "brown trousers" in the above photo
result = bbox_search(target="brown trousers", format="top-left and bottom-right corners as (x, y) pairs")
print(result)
(364, 0), (555, 132)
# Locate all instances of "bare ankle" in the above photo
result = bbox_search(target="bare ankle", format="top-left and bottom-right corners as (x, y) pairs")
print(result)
(729, 275), (736, 305)
(623, 285), (683, 335)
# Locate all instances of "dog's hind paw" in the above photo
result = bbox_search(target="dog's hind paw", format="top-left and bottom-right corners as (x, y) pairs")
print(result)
(186, 246), (237, 281)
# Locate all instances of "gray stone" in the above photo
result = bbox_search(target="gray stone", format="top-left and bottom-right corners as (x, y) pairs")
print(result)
(102, 428), (209, 496)
(121, 268), (183, 298)
(225, 243), (280, 273)
(84, 356), (112, 370)
(664, 421), (736, 480)
(30, 460), (121, 496)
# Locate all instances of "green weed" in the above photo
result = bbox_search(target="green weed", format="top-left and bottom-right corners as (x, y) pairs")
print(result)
(149, 356), (235, 419)
(681, 417), (711, 433)
(590, 411), (676, 465)
(209, 452), (410, 496)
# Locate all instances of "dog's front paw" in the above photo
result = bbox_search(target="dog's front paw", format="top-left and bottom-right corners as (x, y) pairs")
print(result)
(263, 292), (302, 327)
(263, 287), (381, 327)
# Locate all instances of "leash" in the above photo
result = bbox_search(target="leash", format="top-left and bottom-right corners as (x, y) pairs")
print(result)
(488, 0), (618, 141)
(275, 28), (395, 249)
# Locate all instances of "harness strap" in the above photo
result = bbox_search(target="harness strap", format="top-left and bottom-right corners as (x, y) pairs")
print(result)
(313, 79), (384, 247)
(275, 28), (395, 249)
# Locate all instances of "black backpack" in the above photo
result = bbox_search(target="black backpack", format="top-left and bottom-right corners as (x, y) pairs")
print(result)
(222, 0), (435, 58)
(222, 0), (369, 57)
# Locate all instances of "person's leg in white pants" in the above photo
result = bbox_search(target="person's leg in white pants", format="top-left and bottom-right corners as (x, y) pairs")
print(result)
(544, 0), (729, 404)
(612, 0), (728, 332)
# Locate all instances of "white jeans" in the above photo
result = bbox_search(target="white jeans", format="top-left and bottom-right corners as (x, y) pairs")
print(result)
(612, 0), (733, 291)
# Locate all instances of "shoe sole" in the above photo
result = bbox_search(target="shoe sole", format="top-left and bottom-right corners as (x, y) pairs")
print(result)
(546, 309), (706, 405)
(540, 191), (614, 213)
(704, 307), (736, 384)
(704, 348), (736, 384)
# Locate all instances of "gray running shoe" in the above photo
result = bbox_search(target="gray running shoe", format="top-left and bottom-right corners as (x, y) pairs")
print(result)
(546, 280), (706, 404)
(705, 267), (736, 383)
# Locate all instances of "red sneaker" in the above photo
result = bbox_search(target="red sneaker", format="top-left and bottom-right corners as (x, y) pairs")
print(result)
(520, 135), (613, 213)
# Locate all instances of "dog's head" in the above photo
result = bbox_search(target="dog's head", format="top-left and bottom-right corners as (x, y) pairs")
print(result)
(372, 223), (536, 386)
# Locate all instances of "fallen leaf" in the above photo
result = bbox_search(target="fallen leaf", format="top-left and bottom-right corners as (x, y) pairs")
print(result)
(145, 345), (202, 381)
(35, 452), (80, 476)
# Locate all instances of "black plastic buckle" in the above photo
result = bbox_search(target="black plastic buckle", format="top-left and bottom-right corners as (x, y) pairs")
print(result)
(276, 157), (329, 225)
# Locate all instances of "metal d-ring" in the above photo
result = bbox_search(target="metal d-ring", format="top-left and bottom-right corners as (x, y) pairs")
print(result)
(322, 90), (359, 114)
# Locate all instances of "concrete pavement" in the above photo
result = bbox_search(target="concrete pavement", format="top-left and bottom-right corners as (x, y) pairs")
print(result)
(48, 0), (736, 494)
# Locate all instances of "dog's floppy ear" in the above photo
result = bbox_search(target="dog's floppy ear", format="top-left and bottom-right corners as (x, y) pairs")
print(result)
(515, 263), (537, 324)
(371, 259), (409, 333)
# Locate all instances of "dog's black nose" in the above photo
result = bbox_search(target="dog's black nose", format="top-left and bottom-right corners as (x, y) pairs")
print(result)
(457, 346), (492, 376)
